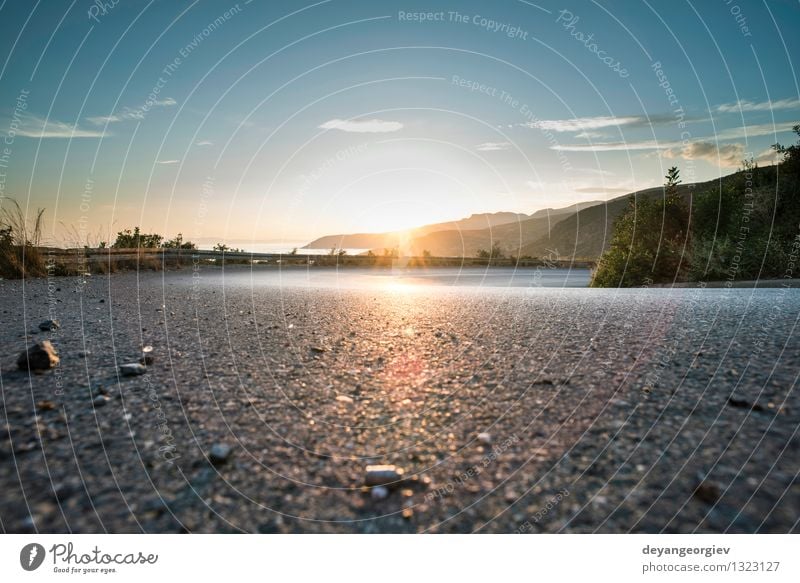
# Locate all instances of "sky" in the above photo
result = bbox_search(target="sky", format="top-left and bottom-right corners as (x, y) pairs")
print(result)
(0, 0), (799, 246)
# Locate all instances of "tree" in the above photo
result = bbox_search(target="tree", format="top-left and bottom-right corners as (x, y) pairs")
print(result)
(476, 241), (504, 261)
(213, 243), (242, 252)
(773, 124), (800, 175)
(591, 167), (690, 287)
(112, 227), (162, 248)
(162, 233), (196, 249)
(665, 166), (681, 198)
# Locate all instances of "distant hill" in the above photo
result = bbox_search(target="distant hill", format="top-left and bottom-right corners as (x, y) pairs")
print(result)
(302, 182), (733, 260)
(518, 183), (698, 260)
(303, 211), (531, 250)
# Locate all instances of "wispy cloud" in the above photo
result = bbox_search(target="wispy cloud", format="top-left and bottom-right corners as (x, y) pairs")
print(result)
(4, 113), (107, 138)
(573, 186), (631, 194)
(475, 141), (511, 151)
(714, 121), (797, 140)
(552, 121), (797, 152)
(319, 118), (403, 133)
(527, 116), (643, 132)
(574, 131), (604, 139)
(195, 140), (213, 146)
(525, 114), (677, 133)
(716, 97), (800, 113)
(155, 159), (180, 165)
(87, 98), (177, 125)
(573, 167), (616, 177)
(552, 140), (663, 152)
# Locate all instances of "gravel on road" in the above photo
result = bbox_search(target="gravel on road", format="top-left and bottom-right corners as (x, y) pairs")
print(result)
(1, 268), (798, 533)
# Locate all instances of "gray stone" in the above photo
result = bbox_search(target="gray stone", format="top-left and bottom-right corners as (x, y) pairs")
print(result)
(371, 486), (389, 500)
(120, 363), (147, 376)
(209, 443), (232, 465)
(17, 341), (59, 371)
(365, 465), (404, 487)
(38, 319), (60, 331)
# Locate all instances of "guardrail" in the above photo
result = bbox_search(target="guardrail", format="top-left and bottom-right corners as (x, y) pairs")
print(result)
(36, 247), (596, 271)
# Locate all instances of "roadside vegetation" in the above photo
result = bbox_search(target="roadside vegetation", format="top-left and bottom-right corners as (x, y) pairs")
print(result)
(0, 199), (46, 278)
(592, 125), (800, 287)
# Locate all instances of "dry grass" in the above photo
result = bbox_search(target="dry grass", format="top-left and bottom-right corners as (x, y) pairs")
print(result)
(0, 198), (47, 278)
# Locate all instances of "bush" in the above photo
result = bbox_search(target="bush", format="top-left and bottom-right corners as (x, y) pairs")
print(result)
(592, 167), (690, 287)
(162, 233), (196, 249)
(112, 227), (163, 248)
(0, 199), (47, 278)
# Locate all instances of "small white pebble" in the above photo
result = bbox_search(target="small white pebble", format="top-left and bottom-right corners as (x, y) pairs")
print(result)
(371, 486), (389, 500)
(477, 432), (492, 445)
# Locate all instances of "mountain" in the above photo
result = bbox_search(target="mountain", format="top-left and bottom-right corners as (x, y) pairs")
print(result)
(518, 184), (698, 259)
(303, 232), (399, 250)
(407, 215), (562, 257)
(402, 201), (605, 257)
(302, 211), (530, 250)
(302, 183), (714, 260)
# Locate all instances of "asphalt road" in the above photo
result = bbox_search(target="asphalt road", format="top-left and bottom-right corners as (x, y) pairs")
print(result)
(1, 267), (798, 533)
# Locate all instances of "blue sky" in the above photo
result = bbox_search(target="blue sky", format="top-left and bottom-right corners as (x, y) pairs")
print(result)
(1, 0), (798, 245)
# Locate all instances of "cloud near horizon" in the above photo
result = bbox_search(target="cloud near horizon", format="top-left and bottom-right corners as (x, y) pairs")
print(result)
(525, 114), (679, 133)
(661, 142), (745, 168)
(551, 121), (797, 153)
(319, 118), (403, 133)
(86, 98), (177, 125)
(573, 186), (632, 194)
(716, 97), (800, 113)
(475, 141), (511, 151)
